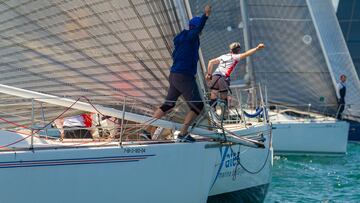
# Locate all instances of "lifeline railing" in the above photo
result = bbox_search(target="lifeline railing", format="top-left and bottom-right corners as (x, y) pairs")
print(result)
(268, 102), (348, 122)
(217, 83), (269, 126)
(0, 81), (276, 150)
(0, 95), (180, 143)
(0, 90), (267, 150)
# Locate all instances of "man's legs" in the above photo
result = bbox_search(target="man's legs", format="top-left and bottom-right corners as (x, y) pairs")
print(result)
(153, 108), (166, 119)
(142, 108), (166, 137)
(209, 75), (222, 109)
(209, 90), (218, 110)
(179, 110), (198, 135)
(179, 78), (204, 138)
(141, 73), (181, 139)
(337, 102), (345, 120)
(219, 92), (228, 102)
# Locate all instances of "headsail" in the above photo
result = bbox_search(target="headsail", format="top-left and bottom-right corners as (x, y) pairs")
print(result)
(247, 0), (338, 114)
(307, 0), (360, 121)
(0, 0), (190, 125)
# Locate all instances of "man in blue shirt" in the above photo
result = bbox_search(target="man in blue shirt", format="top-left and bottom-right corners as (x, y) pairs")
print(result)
(141, 5), (211, 142)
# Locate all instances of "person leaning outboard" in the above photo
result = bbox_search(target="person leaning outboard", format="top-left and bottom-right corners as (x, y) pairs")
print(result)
(205, 42), (265, 110)
(336, 74), (347, 119)
(140, 5), (212, 142)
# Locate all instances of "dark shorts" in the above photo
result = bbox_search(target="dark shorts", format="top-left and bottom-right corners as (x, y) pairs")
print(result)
(209, 75), (230, 92)
(161, 72), (203, 114)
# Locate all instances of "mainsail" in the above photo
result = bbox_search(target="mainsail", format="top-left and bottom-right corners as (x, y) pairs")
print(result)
(0, 0), (192, 127)
(243, 0), (339, 114)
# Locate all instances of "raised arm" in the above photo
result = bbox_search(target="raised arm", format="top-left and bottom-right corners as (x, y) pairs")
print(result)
(238, 43), (265, 59)
(205, 58), (220, 80)
(188, 5), (212, 39)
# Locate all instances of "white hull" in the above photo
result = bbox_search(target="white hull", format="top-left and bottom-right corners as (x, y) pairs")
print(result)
(208, 126), (272, 197)
(272, 120), (349, 155)
(0, 128), (272, 203)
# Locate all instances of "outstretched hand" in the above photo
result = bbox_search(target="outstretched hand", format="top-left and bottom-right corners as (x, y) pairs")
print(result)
(205, 74), (212, 81)
(205, 5), (212, 17)
(256, 43), (265, 50)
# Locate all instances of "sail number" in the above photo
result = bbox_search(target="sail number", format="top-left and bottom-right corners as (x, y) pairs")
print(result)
(123, 147), (146, 154)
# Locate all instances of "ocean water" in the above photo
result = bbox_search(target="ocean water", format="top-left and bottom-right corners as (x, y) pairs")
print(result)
(265, 143), (360, 203)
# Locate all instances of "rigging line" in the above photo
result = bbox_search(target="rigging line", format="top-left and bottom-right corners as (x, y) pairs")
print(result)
(188, 100), (218, 134)
(0, 0), (34, 21)
(123, 107), (179, 136)
(110, 7), (169, 89)
(128, 0), (195, 108)
(7, 127), (101, 148)
(121, 102), (183, 136)
(0, 0), (60, 33)
(0, 1), (130, 98)
(0, 96), (82, 149)
(0, 1), (174, 44)
(60, 3), (155, 98)
(110, 0), (170, 82)
(4, 129), (57, 141)
(6, 50), (168, 76)
(2, 67), (169, 85)
(158, 0), (181, 46)
(168, 0), (183, 32)
(0, 61), (105, 99)
(208, 115), (272, 138)
(231, 126), (272, 175)
(0, 1), (171, 99)
(0, 16), (175, 54)
(0, 36), (171, 65)
(80, 96), (162, 134)
(80, 0), (169, 88)
(0, 109), (48, 123)
(119, 100), (138, 135)
(53, 2), (154, 98)
(70, 0), (167, 98)
(145, 0), (174, 54)
(155, 0), (178, 37)
(0, 117), (28, 129)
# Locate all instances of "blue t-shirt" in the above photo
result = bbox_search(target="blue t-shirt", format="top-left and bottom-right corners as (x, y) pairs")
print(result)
(170, 14), (208, 76)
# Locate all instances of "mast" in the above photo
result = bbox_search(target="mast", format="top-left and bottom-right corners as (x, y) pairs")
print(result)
(240, 0), (255, 86)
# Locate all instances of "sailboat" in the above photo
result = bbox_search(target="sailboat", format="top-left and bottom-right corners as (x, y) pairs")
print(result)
(0, 0), (272, 202)
(248, 0), (360, 152)
(189, 0), (353, 155)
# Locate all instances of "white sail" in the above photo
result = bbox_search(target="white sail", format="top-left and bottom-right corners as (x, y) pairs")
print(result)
(0, 1), (272, 202)
(307, 0), (360, 121)
(0, 0), (187, 123)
